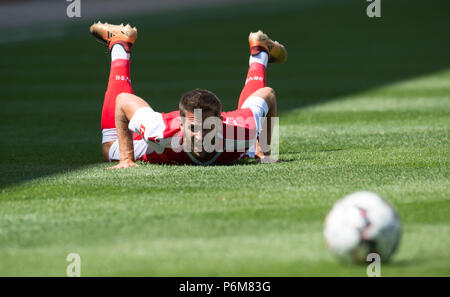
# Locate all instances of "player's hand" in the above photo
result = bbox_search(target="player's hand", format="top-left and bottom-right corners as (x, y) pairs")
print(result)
(108, 159), (139, 169)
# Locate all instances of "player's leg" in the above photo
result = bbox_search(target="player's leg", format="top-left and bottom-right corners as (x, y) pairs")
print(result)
(89, 22), (137, 161)
(238, 31), (287, 160)
(237, 50), (268, 108)
(101, 45), (134, 160)
(238, 30), (287, 108)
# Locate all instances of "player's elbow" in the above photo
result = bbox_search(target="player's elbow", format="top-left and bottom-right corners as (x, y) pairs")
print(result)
(115, 93), (134, 116)
(263, 87), (276, 108)
(266, 87), (276, 101)
(116, 92), (130, 106)
(115, 93), (152, 121)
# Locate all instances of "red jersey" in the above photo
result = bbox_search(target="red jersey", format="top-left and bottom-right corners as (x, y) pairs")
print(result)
(133, 108), (258, 165)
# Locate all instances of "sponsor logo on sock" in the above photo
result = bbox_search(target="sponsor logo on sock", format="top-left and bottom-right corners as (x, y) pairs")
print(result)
(115, 75), (131, 83)
(245, 76), (264, 84)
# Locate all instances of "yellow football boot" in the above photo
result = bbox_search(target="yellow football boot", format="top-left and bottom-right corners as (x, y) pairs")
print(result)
(249, 30), (287, 64)
(90, 21), (137, 51)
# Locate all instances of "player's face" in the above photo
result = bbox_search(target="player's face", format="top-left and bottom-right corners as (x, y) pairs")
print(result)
(181, 110), (221, 156)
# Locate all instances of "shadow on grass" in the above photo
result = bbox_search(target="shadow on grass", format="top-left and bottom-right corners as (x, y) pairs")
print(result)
(0, 0), (449, 188)
(132, 157), (297, 167)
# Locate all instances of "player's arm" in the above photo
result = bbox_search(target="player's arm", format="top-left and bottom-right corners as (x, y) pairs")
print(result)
(109, 93), (150, 169)
(250, 87), (277, 163)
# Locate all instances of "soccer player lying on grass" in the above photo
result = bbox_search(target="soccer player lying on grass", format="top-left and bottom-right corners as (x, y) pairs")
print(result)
(90, 22), (287, 168)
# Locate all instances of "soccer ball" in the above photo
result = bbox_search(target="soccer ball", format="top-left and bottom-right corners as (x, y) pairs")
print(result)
(323, 191), (401, 263)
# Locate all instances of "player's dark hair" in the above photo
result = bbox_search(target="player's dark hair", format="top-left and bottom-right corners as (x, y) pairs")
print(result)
(179, 88), (222, 118)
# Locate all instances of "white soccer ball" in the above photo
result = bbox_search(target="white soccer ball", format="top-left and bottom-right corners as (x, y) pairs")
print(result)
(324, 191), (401, 263)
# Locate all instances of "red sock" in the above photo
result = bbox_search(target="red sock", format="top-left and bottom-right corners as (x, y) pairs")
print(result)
(238, 62), (267, 109)
(101, 55), (133, 130)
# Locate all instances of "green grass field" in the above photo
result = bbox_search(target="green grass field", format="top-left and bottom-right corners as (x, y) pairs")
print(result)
(0, 0), (449, 276)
